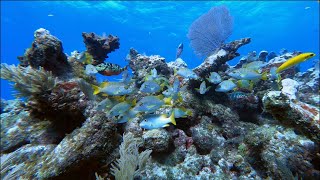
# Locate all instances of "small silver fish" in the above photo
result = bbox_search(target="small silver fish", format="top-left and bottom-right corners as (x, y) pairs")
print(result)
(140, 80), (161, 93)
(172, 107), (192, 118)
(85, 64), (98, 75)
(176, 43), (183, 59)
(107, 102), (131, 117)
(93, 82), (135, 96)
(237, 79), (253, 90)
(95, 98), (114, 111)
(139, 112), (176, 129)
(196, 81), (210, 94)
(215, 80), (237, 92)
(242, 61), (267, 70)
(133, 96), (164, 113)
(176, 68), (199, 79)
(228, 68), (267, 80)
(207, 72), (221, 84)
(116, 109), (138, 124)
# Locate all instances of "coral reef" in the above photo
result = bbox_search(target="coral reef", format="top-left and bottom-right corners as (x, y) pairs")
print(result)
(17, 28), (71, 77)
(82, 32), (120, 65)
(1, 27), (319, 180)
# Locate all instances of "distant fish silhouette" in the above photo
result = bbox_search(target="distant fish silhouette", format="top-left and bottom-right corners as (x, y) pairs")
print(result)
(176, 43), (183, 59)
(48, 14), (54, 17)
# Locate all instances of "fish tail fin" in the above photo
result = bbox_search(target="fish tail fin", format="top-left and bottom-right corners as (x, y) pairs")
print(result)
(170, 111), (176, 125)
(261, 72), (268, 81)
(249, 81), (254, 91)
(92, 85), (100, 95)
(186, 109), (193, 116)
(132, 99), (137, 106)
(164, 97), (172, 105)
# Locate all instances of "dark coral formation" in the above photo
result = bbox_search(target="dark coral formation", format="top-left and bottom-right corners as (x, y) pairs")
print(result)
(17, 28), (71, 77)
(193, 38), (251, 77)
(82, 32), (120, 65)
(128, 48), (173, 85)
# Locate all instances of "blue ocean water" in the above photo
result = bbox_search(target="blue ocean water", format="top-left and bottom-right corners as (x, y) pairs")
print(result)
(1, 1), (319, 100)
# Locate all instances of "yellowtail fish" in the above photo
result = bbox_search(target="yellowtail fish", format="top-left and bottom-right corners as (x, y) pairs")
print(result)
(175, 68), (199, 79)
(206, 72), (221, 84)
(95, 98), (114, 111)
(144, 68), (158, 81)
(276, 53), (315, 73)
(237, 79), (253, 90)
(172, 107), (192, 118)
(107, 102), (131, 117)
(139, 111), (176, 129)
(92, 82), (134, 95)
(228, 68), (267, 80)
(116, 109), (139, 124)
(140, 80), (161, 93)
(196, 81), (210, 94)
(75, 51), (93, 64)
(133, 95), (165, 113)
(95, 62), (127, 76)
(242, 61), (267, 70)
(215, 80), (237, 92)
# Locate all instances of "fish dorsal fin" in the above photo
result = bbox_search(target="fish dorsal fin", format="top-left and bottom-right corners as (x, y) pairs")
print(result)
(100, 81), (109, 88)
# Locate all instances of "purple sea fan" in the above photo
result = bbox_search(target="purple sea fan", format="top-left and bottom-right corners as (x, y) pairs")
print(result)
(187, 6), (234, 57)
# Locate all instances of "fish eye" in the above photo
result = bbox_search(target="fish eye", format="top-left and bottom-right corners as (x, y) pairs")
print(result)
(310, 54), (315, 57)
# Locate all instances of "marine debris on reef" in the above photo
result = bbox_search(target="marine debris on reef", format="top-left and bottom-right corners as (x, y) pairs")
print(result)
(1, 18), (320, 180)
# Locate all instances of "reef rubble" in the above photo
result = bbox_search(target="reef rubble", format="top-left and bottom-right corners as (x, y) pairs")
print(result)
(1, 28), (320, 180)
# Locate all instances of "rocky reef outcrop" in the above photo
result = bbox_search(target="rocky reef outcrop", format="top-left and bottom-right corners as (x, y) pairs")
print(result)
(82, 32), (120, 65)
(193, 38), (251, 77)
(17, 28), (71, 77)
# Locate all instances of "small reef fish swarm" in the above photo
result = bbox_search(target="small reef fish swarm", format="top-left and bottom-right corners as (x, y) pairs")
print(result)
(1, 9), (320, 180)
